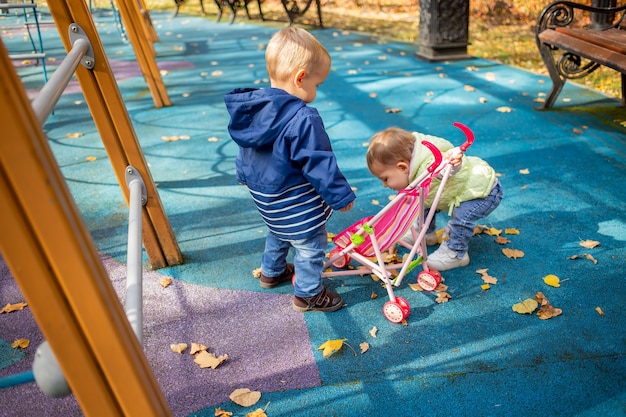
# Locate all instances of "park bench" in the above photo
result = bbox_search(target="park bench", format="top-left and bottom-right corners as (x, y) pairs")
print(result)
(173, 0), (323, 27)
(535, 0), (626, 108)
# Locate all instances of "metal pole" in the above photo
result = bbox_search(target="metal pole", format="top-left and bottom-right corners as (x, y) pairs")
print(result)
(31, 23), (94, 125)
(125, 166), (147, 345)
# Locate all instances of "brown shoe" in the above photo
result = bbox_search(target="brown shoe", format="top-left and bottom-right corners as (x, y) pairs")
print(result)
(259, 263), (294, 289)
(293, 287), (344, 312)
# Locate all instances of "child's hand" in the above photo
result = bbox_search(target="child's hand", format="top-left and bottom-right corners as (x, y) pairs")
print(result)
(444, 147), (463, 167)
(339, 201), (354, 212)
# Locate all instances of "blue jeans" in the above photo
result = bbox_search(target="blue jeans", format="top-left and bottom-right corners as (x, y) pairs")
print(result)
(425, 180), (503, 257)
(261, 227), (327, 298)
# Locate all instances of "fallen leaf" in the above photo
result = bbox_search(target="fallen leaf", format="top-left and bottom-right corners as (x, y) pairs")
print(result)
(495, 236), (510, 245)
(435, 292), (451, 303)
(512, 298), (538, 314)
(246, 409), (267, 417)
(86, 156), (97, 161)
(194, 351), (228, 369)
(464, 85), (476, 91)
(207, 136), (219, 142)
(481, 284), (490, 290)
(567, 254), (597, 264)
(1, 302), (28, 314)
(385, 108), (402, 113)
(317, 339), (346, 357)
(579, 239), (600, 249)
(252, 267), (262, 278)
(543, 274), (560, 288)
(229, 388), (261, 407)
(496, 106), (512, 113)
(360, 342), (369, 354)
(11, 339), (30, 349)
(502, 248), (524, 259)
(66, 132), (84, 138)
(370, 290), (378, 299)
(190, 343), (208, 355)
(519, 168), (530, 174)
(215, 408), (233, 417)
(535, 292), (562, 320)
(572, 128), (583, 134)
(371, 199), (380, 205)
(479, 97), (488, 103)
(160, 277), (172, 288)
(595, 307), (605, 316)
(505, 228), (520, 235)
(369, 327), (378, 338)
(408, 283), (423, 291)
(170, 343), (188, 354)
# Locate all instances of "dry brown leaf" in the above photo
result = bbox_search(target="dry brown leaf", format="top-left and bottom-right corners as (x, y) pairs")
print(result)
(170, 343), (188, 354)
(385, 108), (402, 113)
(502, 248), (524, 259)
(194, 351), (228, 369)
(229, 388), (261, 407)
(252, 267), (262, 278)
(535, 292), (562, 320)
(370, 290), (378, 299)
(567, 254), (598, 264)
(369, 327), (378, 338)
(495, 236), (510, 245)
(66, 132), (84, 139)
(435, 283), (448, 292)
(595, 307), (605, 316)
(360, 342), (370, 354)
(1, 302), (28, 314)
(435, 292), (451, 303)
(579, 239), (600, 249)
(160, 277), (172, 288)
(408, 283), (423, 291)
(190, 343), (208, 355)
(464, 85), (476, 92)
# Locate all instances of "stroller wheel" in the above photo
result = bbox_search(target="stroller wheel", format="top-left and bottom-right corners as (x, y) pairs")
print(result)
(383, 301), (408, 323)
(395, 296), (410, 316)
(329, 248), (350, 268)
(417, 269), (441, 292)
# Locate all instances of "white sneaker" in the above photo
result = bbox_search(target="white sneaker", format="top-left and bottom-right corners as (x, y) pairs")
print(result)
(427, 241), (469, 271)
(400, 230), (438, 246)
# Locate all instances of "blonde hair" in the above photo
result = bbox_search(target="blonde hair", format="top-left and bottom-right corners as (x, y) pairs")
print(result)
(366, 127), (416, 170)
(265, 27), (331, 83)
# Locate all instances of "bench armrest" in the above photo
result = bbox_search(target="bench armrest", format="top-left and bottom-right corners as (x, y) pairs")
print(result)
(537, 1), (626, 34)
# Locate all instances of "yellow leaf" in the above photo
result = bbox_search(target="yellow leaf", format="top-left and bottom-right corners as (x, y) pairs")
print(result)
(86, 156), (97, 161)
(543, 274), (560, 288)
(481, 284), (490, 290)
(464, 85), (476, 91)
(229, 388), (261, 407)
(11, 339), (30, 349)
(579, 239), (600, 249)
(317, 339), (345, 357)
(519, 168), (530, 174)
(512, 299), (538, 314)
(360, 342), (369, 354)
(160, 277), (172, 288)
(251, 267), (262, 278)
(215, 408), (233, 417)
(170, 343), (188, 354)
(194, 351), (228, 369)
(505, 228), (520, 235)
(1, 302), (28, 314)
(595, 306), (605, 316)
(66, 132), (84, 139)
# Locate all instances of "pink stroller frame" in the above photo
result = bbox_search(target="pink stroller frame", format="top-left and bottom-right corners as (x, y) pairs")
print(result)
(323, 122), (475, 323)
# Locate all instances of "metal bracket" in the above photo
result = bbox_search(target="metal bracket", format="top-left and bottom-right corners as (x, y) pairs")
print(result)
(125, 166), (148, 206)
(68, 23), (95, 69)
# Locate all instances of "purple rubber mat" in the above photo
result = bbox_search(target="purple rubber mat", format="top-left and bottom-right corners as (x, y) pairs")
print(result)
(0, 254), (320, 416)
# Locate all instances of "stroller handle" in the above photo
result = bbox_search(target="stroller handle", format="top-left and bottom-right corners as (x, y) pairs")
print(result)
(453, 122), (475, 152)
(420, 140), (443, 174)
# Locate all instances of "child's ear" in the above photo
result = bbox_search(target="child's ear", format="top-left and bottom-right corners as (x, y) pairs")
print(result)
(397, 161), (410, 173)
(294, 69), (307, 87)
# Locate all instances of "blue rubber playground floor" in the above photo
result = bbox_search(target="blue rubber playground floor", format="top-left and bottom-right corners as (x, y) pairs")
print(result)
(1, 6), (625, 417)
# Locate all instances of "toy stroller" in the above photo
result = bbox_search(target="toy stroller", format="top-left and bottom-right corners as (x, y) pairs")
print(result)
(322, 122), (474, 323)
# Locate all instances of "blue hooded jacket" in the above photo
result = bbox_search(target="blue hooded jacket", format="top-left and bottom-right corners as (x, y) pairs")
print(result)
(224, 87), (356, 240)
